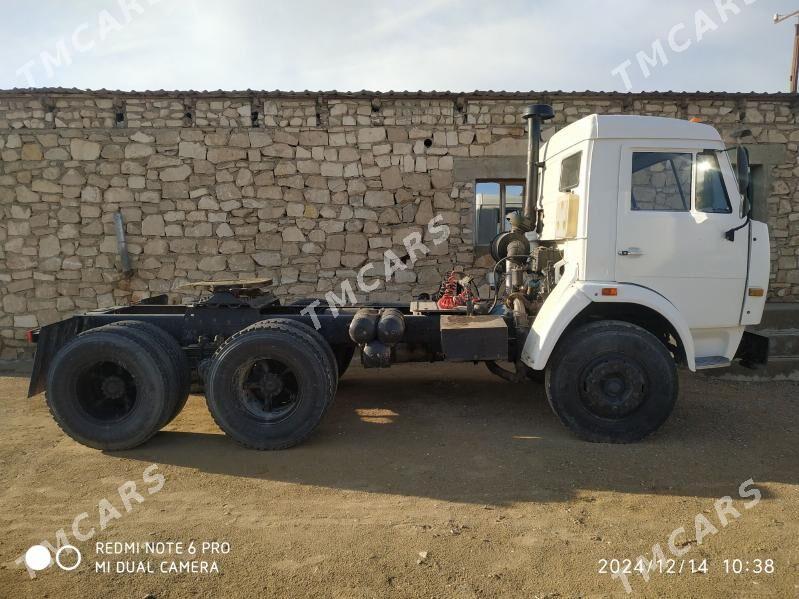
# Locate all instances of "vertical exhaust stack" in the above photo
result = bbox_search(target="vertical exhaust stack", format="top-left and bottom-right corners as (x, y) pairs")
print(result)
(522, 104), (555, 223)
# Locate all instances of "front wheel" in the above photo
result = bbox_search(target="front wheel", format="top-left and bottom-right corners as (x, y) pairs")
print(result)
(545, 320), (678, 443)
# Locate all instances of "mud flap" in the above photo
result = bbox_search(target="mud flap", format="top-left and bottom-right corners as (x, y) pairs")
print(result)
(734, 331), (769, 369)
(27, 317), (83, 397)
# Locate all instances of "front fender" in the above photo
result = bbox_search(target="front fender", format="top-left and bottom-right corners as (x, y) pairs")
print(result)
(521, 278), (697, 371)
(520, 263), (590, 371)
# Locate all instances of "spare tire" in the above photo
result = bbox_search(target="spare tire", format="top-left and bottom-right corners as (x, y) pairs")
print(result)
(45, 330), (170, 450)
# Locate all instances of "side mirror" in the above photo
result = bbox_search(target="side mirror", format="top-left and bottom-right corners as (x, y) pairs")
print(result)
(736, 145), (751, 196)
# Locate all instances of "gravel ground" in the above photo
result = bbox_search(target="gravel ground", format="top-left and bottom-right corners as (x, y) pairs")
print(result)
(0, 364), (797, 598)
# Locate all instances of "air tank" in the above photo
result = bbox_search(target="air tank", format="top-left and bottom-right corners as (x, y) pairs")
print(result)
(377, 308), (405, 345)
(349, 308), (379, 344)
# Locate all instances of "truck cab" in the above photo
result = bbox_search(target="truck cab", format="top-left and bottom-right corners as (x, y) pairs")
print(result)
(522, 114), (770, 374)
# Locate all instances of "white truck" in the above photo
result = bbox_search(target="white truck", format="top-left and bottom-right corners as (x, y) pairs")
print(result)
(508, 105), (770, 441)
(27, 104), (770, 450)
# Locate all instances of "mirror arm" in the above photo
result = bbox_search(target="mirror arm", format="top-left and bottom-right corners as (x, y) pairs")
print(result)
(725, 215), (750, 241)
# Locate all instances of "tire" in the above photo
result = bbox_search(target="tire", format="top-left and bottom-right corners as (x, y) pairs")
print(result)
(332, 345), (355, 377)
(99, 321), (191, 424)
(45, 330), (170, 450)
(544, 320), (678, 443)
(90, 322), (181, 428)
(205, 320), (337, 449)
(260, 318), (339, 394)
(280, 303), (361, 378)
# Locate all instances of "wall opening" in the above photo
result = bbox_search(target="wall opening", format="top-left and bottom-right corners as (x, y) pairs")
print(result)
(474, 180), (525, 247)
(113, 102), (126, 128)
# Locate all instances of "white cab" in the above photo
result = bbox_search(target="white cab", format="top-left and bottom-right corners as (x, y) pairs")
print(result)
(523, 115), (770, 371)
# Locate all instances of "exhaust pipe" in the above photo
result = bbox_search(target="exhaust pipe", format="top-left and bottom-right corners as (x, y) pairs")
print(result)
(522, 104), (555, 222)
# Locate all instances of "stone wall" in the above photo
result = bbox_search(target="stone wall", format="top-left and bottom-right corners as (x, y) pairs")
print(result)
(1, 90), (798, 361)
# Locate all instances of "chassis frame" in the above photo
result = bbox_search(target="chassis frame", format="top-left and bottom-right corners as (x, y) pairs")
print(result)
(27, 291), (520, 398)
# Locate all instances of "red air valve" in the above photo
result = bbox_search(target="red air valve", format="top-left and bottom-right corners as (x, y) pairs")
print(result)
(436, 271), (479, 310)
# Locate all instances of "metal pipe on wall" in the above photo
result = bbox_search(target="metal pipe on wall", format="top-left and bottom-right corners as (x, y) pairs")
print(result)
(113, 211), (134, 277)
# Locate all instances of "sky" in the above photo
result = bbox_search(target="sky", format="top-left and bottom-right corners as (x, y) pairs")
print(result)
(0, 0), (797, 93)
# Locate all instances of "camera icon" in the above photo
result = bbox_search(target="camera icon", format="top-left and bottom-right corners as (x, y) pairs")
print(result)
(25, 544), (82, 572)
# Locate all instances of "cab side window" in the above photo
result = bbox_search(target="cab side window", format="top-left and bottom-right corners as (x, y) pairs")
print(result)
(631, 152), (692, 211)
(559, 151), (582, 192)
(696, 152), (732, 213)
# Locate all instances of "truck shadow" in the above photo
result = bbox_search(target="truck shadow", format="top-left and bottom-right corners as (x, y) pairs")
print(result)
(120, 364), (797, 505)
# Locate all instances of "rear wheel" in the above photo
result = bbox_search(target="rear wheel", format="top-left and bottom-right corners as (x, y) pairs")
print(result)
(205, 321), (337, 449)
(90, 322), (182, 428)
(45, 330), (169, 450)
(98, 321), (190, 424)
(263, 318), (339, 394)
(545, 320), (678, 443)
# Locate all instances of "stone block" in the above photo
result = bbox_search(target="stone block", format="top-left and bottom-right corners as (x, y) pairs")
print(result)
(142, 214), (166, 236)
(21, 143), (42, 161)
(70, 139), (101, 160)
(207, 148), (247, 163)
(358, 128), (387, 144)
(160, 165), (192, 181)
(365, 191), (394, 207)
(179, 141), (207, 160)
(125, 143), (154, 159)
(345, 233), (368, 254)
(380, 166), (403, 189)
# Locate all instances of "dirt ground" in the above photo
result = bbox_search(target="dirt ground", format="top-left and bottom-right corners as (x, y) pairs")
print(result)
(0, 364), (797, 599)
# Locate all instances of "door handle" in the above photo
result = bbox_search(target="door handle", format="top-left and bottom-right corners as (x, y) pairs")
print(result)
(618, 247), (644, 256)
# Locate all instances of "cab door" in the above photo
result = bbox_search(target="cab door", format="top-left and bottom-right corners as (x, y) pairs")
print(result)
(614, 143), (748, 329)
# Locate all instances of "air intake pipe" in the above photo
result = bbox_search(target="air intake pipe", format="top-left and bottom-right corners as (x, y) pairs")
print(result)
(522, 104), (555, 226)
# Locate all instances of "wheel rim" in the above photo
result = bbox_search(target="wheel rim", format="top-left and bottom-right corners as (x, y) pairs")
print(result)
(76, 361), (138, 422)
(236, 359), (300, 423)
(578, 354), (648, 419)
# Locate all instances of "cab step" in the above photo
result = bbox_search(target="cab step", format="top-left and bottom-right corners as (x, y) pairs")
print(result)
(695, 356), (731, 370)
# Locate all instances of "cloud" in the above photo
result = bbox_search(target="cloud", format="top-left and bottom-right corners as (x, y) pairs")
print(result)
(0, 0), (794, 92)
